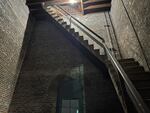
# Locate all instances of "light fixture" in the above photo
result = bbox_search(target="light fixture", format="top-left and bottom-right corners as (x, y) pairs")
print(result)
(69, 0), (77, 4)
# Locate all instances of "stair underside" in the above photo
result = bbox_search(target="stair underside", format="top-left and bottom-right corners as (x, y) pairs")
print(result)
(83, 0), (111, 7)
(83, 0), (111, 14)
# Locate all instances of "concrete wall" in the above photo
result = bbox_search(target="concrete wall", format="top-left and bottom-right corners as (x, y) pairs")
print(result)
(0, 0), (29, 112)
(110, 0), (150, 70)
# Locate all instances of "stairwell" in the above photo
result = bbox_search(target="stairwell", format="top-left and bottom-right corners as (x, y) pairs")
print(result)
(8, 2), (150, 113)
(46, 5), (150, 113)
(8, 3), (123, 113)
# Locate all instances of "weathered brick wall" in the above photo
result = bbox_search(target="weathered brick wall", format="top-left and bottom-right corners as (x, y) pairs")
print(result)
(8, 14), (122, 113)
(0, 0), (29, 112)
(110, 0), (150, 70)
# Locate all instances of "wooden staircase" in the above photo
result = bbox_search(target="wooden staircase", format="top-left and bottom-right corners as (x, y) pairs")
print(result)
(47, 8), (150, 113)
(81, 0), (111, 14)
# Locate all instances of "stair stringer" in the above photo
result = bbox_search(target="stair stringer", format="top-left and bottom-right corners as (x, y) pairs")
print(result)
(47, 8), (107, 64)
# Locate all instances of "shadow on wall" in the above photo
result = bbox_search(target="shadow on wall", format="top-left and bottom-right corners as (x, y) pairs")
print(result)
(15, 13), (36, 77)
(8, 13), (35, 112)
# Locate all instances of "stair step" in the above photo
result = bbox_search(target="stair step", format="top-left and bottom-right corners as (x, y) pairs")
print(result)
(84, 40), (89, 45)
(56, 18), (63, 22)
(74, 32), (79, 37)
(129, 72), (150, 76)
(58, 20), (65, 24)
(109, 66), (145, 77)
(118, 58), (135, 63)
(89, 44), (94, 49)
(53, 15), (60, 19)
(129, 72), (150, 81)
(138, 88), (150, 99)
(65, 25), (71, 29)
(48, 10), (53, 13)
(62, 23), (68, 28)
(50, 12), (56, 15)
(94, 49), (100, 55)
(79, 36), (84, 40)
(120, 61), (139, 67)
(49, 9), (53, 12)
(133, 80), (150, 89)
(70, 28), (75, 33)
(99, 55), (106, 60)
(61, 22), (67, 25)
(124, 66), (145, 74)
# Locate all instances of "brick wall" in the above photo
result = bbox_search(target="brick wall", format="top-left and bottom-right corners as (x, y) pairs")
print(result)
(0, 0), (29, 112)
(110, 0), (150, 70)
(8, 14), (122, 112)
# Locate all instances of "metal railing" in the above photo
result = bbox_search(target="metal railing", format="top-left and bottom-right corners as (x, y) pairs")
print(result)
(48, 5), (150, 113)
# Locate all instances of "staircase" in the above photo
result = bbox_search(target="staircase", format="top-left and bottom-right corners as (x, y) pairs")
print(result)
(107, 58), (150, 112)
(26, 2), (150, 113)
(119, 59), (150, 107)
(46, 5), (150, 113)
(47, 11), (105, 62)
(82, 0), (111, 14)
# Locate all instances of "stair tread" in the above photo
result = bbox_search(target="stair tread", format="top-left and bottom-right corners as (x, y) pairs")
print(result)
(61, 22), (67, 24)
(138, 89), (150, 100)
(133, 80), (150, 89)
(122, 65), (142, 69)
(118, 58), (135, 62)
(56, 18), (63, 22)
(84, 40), (89, 44)
(70, 28), (75, 32)
(79, 36), (84, 41)
(53, 15), (60, 18)
(128, 71), (150, 80)
(124, 66), (145, 74)
(74, 32), (79, 36)
(65, 25), (71, 29)
(128, 72), (150, 76)
(94, 49), (100, 54)
(119, 61), (139, 67)
(130, 75), (150, 81)
(50, 13), (56, 15)
(89, 44), (94, 48)
(109, 65), (145, 73)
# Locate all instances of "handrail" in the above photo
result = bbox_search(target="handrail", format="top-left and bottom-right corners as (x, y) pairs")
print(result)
(103, 43), (150, 113)
(54, 5), (105, 43)
(49, 5), (150, 113)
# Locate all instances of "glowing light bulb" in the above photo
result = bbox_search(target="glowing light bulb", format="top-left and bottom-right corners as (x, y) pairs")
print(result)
(69, 0), (77, 4)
